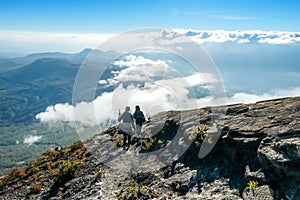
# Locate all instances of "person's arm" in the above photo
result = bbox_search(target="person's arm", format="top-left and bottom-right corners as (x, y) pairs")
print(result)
(118, 113), (123, 122)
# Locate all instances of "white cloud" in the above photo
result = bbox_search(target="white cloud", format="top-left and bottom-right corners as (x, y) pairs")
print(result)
(160, 29), (300, 45)
(35, 51), (300, 129)
(104, 55), (216, 88)
(36, 52), (217, 126)
(1, 29), (299, 54)
(41, 51), (300, 128)
(37, 74), (211, 126)
(224, 87), (300, 105)
(184, 73), (217, 87)
(257, 31), (300, 44)
(106, 55), (177, 85)
(98, 80), (107, 85)
(36, 103), (74, 122)
(36, 86), (300, 128)
(23, 135), (43, 145)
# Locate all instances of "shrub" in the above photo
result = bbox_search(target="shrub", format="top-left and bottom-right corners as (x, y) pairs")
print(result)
(54, 160), (80, 184)
(10, 167), (26, 178)
(0, 167), (26, 187)
(189, 123), (211, 146)
(69, 141), (84, 151)
(94, 167), (105, 178)
(142, 136), (155, 150)
(42, 149), (60, 161)
(32, 182), (42, 194)
(115, 180), (149, 200)
(113, 136), (124, 147)
(102, 125), (119, 134)
(61, 141), (84, 154)
(248, 180), (259, 190)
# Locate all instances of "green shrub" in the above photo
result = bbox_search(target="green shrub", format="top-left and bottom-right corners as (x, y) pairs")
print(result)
(113, 136), (124, 147)
(54, 160), (80, 184)
(32, 182), (42, 194)
(94, 167), (105, 178)
(142, 136), (155, 150)
(189, 123), (212, 146)
(115, 180), (149, 200)
(248, 180), (259, 190)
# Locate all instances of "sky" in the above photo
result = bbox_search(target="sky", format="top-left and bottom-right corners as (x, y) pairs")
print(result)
(1, 0), (300, 33)
(0, 0), (299, 129)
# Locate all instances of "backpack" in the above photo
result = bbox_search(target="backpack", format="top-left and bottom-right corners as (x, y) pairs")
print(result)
(135, 111), (145, 124)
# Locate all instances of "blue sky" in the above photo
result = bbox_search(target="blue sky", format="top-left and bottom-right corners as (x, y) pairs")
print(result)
(1, 0), (300, 32)
(0, 0), (299, 124)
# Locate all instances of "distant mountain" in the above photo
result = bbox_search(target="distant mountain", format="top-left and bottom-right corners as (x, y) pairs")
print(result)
(24, 48), (93, 64)
(2, 58), (78, 83)
(0, 48), (93, 73)
(0, 49), (118, 124)
(0, 58), (78, 124)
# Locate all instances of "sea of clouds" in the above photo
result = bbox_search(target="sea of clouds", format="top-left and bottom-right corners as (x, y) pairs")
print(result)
(30, 28), (300, 129)
(36, 53), (300, 127)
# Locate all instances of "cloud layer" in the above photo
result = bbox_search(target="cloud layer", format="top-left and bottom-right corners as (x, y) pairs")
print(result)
(36, 86), (300, 126)
(163, 29), (300, 45)
(37, 54), (216, 126)
(36, 52), (300, 128)
(23, 135), (43, 145)
(1, 29), (300, 54)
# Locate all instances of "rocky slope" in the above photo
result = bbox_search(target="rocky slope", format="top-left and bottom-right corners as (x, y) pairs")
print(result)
(0, 97), (299, 200)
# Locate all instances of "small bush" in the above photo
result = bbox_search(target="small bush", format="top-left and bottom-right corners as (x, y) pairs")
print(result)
(69, 141), (84, 151)
(102, 125), (119, 134)
(54, 160), (80, 184)
(113, 136), (124, 147)
(142, 136), (155, 150)
(0, 167), (26, 187)
(42, 150), (60, 161)
(32, 182), (42, 194)
(189, 123), (211, 146)
(94, 167), (105, 178)
(115, 180), (149, 200)
(248, 180), (259, 190)
(10, 167), (26, 178)
(140, 129), (156, 150)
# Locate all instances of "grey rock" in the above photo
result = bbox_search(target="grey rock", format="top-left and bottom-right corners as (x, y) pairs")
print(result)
(1, 96), (300, 199)
(242, 185), (273, 200)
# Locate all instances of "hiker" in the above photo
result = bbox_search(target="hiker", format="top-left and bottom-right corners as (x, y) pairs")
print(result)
(133, 105), (146, 138)
(118, 106), (135, 149)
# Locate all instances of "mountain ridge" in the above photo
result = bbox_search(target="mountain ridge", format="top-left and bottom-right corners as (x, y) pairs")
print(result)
(0, 96), (299, 199)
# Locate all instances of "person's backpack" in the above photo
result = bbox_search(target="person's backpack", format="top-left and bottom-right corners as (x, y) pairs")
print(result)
(135, 111), (145, 124)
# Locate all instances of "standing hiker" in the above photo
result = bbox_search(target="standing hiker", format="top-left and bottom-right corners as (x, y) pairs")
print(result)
(118, 106), (135, 149)
(133, 105), (146, 138)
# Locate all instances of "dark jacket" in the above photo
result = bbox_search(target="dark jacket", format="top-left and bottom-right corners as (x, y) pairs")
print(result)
(133, 110), (145, 126)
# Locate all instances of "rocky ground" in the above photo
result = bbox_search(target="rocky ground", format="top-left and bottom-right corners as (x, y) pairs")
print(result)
(0, 97), (299, 199)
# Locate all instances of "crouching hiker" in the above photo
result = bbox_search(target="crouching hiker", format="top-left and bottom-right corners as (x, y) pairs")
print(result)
(118, 106), (135, 150)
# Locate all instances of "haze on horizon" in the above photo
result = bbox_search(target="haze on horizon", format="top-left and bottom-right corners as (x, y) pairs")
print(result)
(1, 0), (300, 53)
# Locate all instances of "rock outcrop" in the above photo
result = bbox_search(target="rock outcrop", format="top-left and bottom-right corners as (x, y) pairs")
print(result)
(0, 97), (299, 199)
